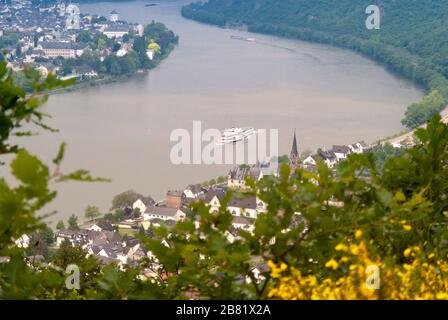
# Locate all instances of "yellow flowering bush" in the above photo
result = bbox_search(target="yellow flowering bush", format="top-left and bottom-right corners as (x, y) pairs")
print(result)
(268, 232), (448, 300)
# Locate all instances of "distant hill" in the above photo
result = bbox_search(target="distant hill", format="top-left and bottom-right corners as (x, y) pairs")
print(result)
(182, 0), (448, 127)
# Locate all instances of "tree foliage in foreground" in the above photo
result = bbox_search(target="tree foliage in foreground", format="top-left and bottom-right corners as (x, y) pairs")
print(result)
(1, 62), (448, 299)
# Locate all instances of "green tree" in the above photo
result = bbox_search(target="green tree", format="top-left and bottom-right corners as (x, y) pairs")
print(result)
(402, 90), (446, 129)
(0, 61), (105, 299)
(84, 205), (101, 222)
(97, 37), (106, 50)
(67, 214), (79, 231)
(41, 226), (54, 246)
(56, 220), (65, 230)
(109, 60), (121, 76)
(76, 30), (92, 44)
(111, 190), (143, 210)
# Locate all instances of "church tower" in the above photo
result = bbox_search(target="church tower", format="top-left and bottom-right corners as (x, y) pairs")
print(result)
(290, 130), (299, 171)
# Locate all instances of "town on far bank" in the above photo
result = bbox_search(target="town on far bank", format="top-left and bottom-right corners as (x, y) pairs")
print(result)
(15, 129), (413, 277)
(0, 1), (178, 86)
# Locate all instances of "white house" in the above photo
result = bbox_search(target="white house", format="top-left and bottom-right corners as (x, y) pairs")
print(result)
(304, 151), (338, 168)
(143, 206), (186, 222)
(303, 154), (318, 166)
(331, 145), (352, 161)
(135, 24), (144, 37)
(205, 189), (265, 219)
(89, 224), (103, 232)
(146, 49), (155, 60)
(132, 196), (156, 215)
(205, 189), (226, 213)
(227, 196), (259, 218)
(183, 184), (205, 199)
(231, 216), (255, 233)
(116, 48), (127, 57)
(73, 65), (98, 79)
(348, 141), (370, 154)
(15, 234), (31, 248)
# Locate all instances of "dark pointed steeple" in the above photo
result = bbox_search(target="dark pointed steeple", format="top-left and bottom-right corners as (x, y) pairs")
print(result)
(290, 129), (298, 170)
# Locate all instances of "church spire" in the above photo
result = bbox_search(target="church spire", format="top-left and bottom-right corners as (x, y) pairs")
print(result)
(290, 129), (299, 170)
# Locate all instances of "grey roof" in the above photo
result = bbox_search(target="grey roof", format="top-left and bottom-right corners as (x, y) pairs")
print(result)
(232, 216), (254, 225)
(105, 24), (130, 32)
(90, 245), (102, 255)
(186, 184), (204, 195)
(140, 196), (155, 206)
(318, 150), (336, 161)
(332, 145), (351, 154)
(290, 130), (298, 158)
(228, 196), (257, 209)
(145, 206), (180, 217)
(167, 190), (183, 197)
(38, 41), (88, 50)
(359, 141), (369, 148)
(97, 221), (114, 231)
(228, 166), (261, 181)
(56, 229), (88, 237)
(73, 65), (96, 74)
(205, 189), (226, 203)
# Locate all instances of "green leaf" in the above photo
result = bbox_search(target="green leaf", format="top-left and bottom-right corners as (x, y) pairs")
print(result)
(52, 142), (66, 166)
(11, 150), (49, 186)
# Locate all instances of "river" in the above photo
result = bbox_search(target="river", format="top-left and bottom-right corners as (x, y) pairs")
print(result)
(18, 0), (423, 224)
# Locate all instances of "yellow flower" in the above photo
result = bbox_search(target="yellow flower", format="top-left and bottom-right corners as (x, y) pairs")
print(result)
(403, 224), (412, 231)
(340, 256), (349, 263)
(355, 230), (363, 239)
(325, 259), (339, 270)
(404, 248), (412, 257)
(335, 243), (348, 252)
(350, 245), (360, 256)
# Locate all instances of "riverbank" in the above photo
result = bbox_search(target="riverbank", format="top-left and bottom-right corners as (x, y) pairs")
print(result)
(42, 71), (146, 95)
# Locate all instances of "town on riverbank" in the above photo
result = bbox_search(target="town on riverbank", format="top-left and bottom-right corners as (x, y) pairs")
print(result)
(0, 1), (178, 88)
(32, 131), (393, 268)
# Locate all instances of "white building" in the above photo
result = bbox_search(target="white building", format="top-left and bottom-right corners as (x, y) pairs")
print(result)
(348, 141), (370, 154)
(331, 145), (352, 161)
(36, 42), (88, 59)
(116, 48), (127, 57)
(103, 24), (130, 38)
(110, 10), (119, 23)
(132, 196), (156, 215)
(143, 206), (186, 222)
(205, 189), (265, 219)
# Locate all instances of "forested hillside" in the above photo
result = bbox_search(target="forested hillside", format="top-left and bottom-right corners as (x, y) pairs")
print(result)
(182, 0), (448, 128)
